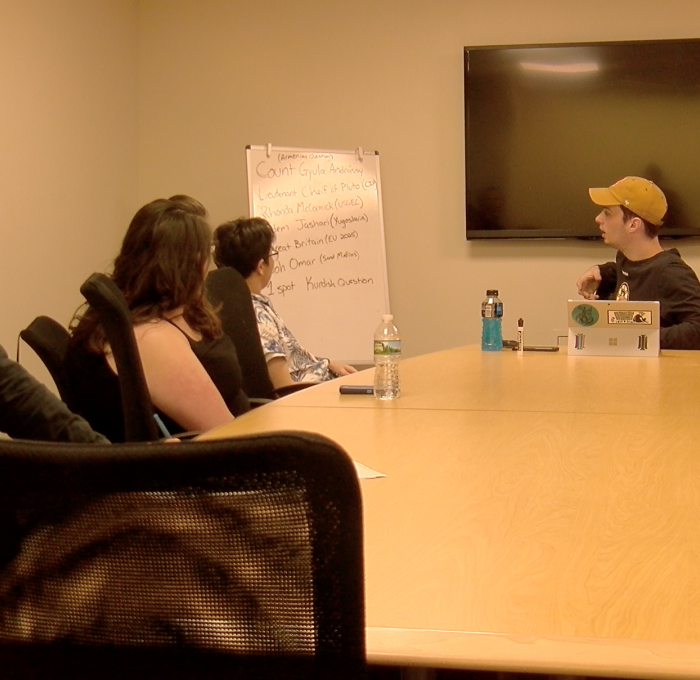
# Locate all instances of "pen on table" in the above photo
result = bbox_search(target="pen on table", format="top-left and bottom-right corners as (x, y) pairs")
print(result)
(517, 318), (524, 354)
(153, 413), (172, 438)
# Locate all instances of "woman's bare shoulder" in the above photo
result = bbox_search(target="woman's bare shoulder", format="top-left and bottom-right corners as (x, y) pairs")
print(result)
(134, 319), (189, 347)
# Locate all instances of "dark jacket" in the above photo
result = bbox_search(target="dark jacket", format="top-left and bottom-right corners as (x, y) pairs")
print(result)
(598, 248), (700, 350)
(0, 344), (108, 443)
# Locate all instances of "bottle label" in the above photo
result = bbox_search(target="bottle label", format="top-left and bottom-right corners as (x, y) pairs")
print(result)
(482, 302), (503, 319)
(374, 340), (401, 355)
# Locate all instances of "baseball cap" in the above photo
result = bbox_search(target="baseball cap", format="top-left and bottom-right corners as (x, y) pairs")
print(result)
(589, 176), (667, 226)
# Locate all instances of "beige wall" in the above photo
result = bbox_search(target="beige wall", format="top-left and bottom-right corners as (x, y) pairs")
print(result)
(3, 0), (700, 389)
(137, 0), (700, 355)
(0, 0), (139, 383)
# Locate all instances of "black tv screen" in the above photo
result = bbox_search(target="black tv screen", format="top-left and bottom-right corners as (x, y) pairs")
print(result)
(464, 39), (700, 240)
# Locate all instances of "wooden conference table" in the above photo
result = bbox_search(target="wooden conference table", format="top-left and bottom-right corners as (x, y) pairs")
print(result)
(199, 345), (700, 678)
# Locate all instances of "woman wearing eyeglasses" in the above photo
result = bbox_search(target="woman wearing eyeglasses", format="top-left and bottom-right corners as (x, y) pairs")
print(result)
(212, 217), (356, 391)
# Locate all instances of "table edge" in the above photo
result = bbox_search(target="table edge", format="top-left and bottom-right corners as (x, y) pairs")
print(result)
(366, 627), (700, 678)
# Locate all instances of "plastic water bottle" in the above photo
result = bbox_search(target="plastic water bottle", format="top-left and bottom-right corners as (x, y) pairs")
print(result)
(481, 289), (503, 351)
(374, 314), (401, 400)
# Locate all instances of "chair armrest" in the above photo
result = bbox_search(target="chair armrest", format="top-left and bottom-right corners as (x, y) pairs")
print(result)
(274, 382), (316, 399)
(249, 397), (274, 409)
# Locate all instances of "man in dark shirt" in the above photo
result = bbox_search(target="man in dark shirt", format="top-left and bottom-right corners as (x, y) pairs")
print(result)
(575, 176), (700, 350)
(0, 343), (108, 443)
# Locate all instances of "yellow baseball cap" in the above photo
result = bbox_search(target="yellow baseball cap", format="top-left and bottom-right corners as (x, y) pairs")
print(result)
(589, 176), (667, 226)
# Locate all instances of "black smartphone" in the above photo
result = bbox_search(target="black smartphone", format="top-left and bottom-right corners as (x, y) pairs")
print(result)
(339, 385), (374, 395)
(514, 346), (559, 352)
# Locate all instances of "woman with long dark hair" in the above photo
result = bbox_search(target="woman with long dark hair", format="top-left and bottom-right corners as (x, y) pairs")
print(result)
(68, 198), (248, 441)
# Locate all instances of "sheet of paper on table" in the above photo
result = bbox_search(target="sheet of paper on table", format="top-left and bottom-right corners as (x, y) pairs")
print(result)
(354, 461), (386, 479)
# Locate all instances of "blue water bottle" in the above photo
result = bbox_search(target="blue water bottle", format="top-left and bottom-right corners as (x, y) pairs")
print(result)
(481, 289), (503, 351)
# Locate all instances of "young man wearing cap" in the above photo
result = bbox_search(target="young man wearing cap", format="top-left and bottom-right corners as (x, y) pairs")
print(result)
(576, 176), (700, 349)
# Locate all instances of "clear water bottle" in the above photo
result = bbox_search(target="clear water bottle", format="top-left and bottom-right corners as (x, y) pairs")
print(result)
(481, 289), (503, 351)
(374, 314), (401, 400)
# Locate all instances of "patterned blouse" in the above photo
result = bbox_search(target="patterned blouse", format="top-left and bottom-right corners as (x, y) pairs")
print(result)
(251, 294), (332, 383)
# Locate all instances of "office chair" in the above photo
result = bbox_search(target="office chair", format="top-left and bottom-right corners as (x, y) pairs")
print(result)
(205, 267), (312, 400)
(79, 272), (159, 442)
(18, 316), (74, 407)
(0, 432), (366, 680)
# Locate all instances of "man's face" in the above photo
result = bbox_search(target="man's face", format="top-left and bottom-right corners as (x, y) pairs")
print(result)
(261, 246), (278, 288)
(595, 205), (631, 249)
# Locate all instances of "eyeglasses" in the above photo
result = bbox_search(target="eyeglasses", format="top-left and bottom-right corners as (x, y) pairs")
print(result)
(269, 249), (279, 259)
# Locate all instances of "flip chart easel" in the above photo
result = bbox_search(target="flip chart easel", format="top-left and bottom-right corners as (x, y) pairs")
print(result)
(246, 145), (390, 364)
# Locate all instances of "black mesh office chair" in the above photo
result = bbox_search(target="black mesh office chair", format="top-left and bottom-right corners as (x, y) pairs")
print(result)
(79, 272), (159, 442)
(18, 316), (74, 406)
(205, 267), (313, 400)
(0, 432), (366, 680)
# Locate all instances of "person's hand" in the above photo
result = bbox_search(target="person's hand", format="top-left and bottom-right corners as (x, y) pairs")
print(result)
(328, 361), (358, 377)
(576, 266), (602, 300)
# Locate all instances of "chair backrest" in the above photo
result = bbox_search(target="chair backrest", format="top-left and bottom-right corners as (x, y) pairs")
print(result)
(18, 316), (74, 406)
(0, 432), (365, 680)
(79, 273), (159, 442)
(205, 267), (277, 400)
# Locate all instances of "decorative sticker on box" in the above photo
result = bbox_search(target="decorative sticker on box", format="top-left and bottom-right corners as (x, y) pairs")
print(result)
(607, 310), (652, 325)
(570, 304), (599, 327)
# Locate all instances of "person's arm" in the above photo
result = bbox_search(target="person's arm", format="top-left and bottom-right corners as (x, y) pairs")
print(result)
(576, 262), (616, 300)
(267, 356), (298, 390)
(253, 300), (313, 387)
(0, 345), (109, 443)
(133, 323), (235, 432)
(657, 262), (700, 350)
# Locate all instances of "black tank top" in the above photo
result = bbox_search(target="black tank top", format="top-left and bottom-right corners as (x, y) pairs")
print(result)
(164, 320), (250, 421)
(66, 324), (249, 442)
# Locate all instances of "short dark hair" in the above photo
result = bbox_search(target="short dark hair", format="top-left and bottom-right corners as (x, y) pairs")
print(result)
(213, 218), (275, 278)
(620, 205), (660, 238)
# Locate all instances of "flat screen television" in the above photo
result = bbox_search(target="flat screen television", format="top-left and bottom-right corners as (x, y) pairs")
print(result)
(464, 39), (700, 240)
